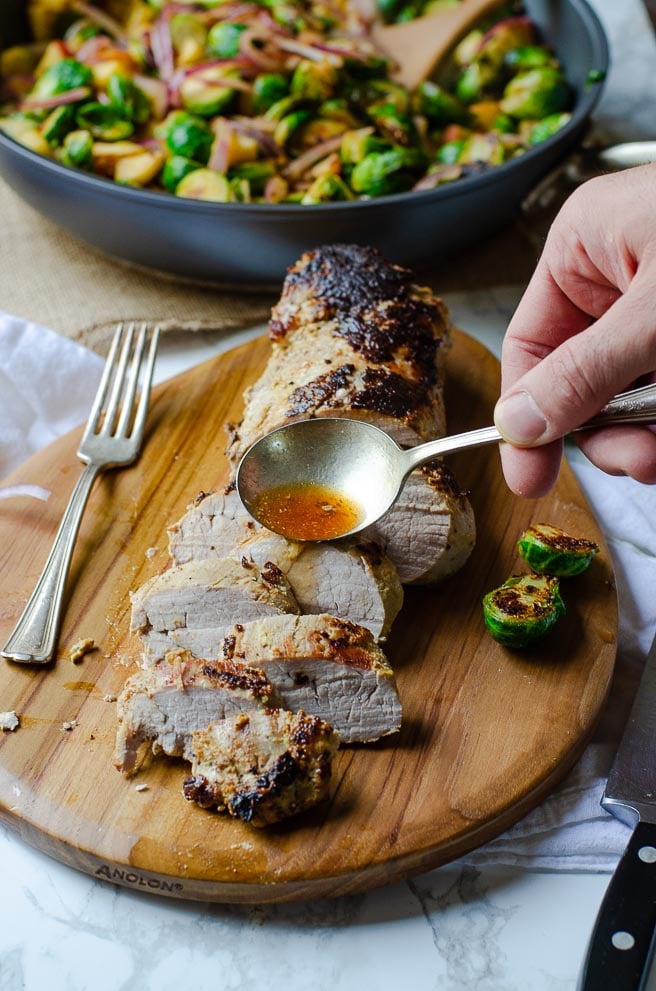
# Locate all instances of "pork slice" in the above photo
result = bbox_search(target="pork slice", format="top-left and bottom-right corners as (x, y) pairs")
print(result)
(130, 556), (299, 663)
(221, 614), (402, 743)
(114, 652), (276, 775)
(169, 490), (402, 639)
(183, 708), (339, 826)
(363, 464), (476, 584)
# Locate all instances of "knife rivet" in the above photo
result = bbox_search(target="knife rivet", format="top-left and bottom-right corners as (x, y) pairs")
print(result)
(611, 932), (635, 951)
(638, 846), (656, 863)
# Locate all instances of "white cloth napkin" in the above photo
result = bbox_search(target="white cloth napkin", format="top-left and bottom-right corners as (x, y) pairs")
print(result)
(1, 313), (654, 874)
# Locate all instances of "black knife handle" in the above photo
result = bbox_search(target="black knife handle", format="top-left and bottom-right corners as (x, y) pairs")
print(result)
(579, 821), (656, 990)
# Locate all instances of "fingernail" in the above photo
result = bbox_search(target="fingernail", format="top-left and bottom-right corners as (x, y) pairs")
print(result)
(494, 391), (548, 445)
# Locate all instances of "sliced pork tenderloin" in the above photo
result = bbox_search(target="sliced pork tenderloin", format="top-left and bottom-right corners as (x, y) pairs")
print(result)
(114, 652), (276, 775)
(227, 244), (453, 465)
(168, 489), (403, 639)
(183, 708), (339, 826)
(364, 464), (476, 584)
(219, 614), (402, 743)
(130, 556), (299, 663)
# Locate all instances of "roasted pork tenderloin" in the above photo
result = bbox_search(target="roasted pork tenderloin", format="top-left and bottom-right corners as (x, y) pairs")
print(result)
(130, 556), (299, 663)
(227, 244), (453, 464)
(183, 708), (339, 826)
(114, 651), (277, 775)
(219, 614), (402, 743)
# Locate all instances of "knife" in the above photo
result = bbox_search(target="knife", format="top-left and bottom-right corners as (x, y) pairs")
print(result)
(579, 629), (656, 989)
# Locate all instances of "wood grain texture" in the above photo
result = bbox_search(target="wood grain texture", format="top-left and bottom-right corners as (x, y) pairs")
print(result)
(0, 330), (617, 903)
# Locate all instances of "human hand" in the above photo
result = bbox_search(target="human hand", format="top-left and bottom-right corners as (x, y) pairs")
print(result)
(494, 163), (656, 497)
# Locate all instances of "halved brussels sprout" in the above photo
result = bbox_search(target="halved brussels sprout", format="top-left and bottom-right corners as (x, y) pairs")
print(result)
(179, 67), (239, 117)
(350, 146), (426, 196)
(357, 78), (410, 114)
(504, 45), (557, 72)
(500, 67), (571, 120)
(263, 95), (312, 122)
(33, 58), (93, 99)
(459, 131), (506, 165)
(171, 13), (208, 64)
(291, 59), (339, 102)
(301, 173), (352, 203)
(483, 573), (565, 648)
(367, 103), (417, 145)
(229, 160), (276, 194)
(207, 21), (247, 59)
(435, 138), (465, 164)
(76, 102), (134, 141)
(517, 524), (600, 577)
(0, 115), (53, 156)
(413, 81), (471, 126)
(455, 61), (497, 104)
(274, 108), (314, 148)
(41, 104), (76, 146)
(176, 167), (233, 201)
(252, 73), (289, 115)
(340, 127), (390, 165)
(61, 128), (93, 168)
(157, 111), (213, 164)
(453, 29), (483, 67)
(161, 155), (201, 193)
(107, 73), (151, 125)
(526, 112), (571, 144)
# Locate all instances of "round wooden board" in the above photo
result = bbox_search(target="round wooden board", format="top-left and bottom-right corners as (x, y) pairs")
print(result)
(0, 330), (617, 903)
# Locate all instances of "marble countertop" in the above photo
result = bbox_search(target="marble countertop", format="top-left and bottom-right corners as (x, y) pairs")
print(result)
(2, 1), (656, 988)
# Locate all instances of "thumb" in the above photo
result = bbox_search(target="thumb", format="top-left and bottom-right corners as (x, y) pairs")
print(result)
(494, 283), (656, 446)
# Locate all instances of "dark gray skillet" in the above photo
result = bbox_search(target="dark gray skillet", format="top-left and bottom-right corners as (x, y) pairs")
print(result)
(0, 0), (608, 287)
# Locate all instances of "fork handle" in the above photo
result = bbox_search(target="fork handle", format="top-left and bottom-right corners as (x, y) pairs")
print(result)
(1, 464), (101, 665)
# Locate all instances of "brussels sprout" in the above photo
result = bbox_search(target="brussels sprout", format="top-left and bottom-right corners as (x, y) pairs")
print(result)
(0, 115), (53, 156)
(179, 68), (238, 117)
(526, 111), (571, 144)
(207, 21), (247, 59)
(396, 4), (421, 23)
(252, 74), (289, 115)
(301, 173), (353, 203)
(64, 20), (102, 51)
(350, 146), (426, 196)
(157, 111), (213, 164)
(230, 176), (252, 202)
(517, 524), (600, 577)
(41, 104), (76, 146)
(176, 167), (233, 201)
(33, 58), (93, 99)
(357, 79), (410, 114)
(75, 102), (134, 141)
(291, 59), (339, 102)
(318, 98), (359, 127)
(107, 73), (151, 125)
(455, 61), (497, 104)
(340, 127), (389, 165)
(413, 81), (471, 126)
(61, 128), (93, 168)
(459, 131), (506, 165)
(161, 154), (201, 192)
(229, 160), (276, 194)
(115, 149), (165, 186)
(298, 117), (348, 147)
(482, 574), (565, 648)
(367, 103), (417, 145)
(435, 138), (465, 164)
(377, 0), (404, 22)
(263, 95), (312, 122)
(492, 112), (515, 133)
(453, 29), (483, 67)
(171, 13), (208, 64)
(273, 109), (314, 147)
(504, 45), (557, 72)
(585, 68), (606, 88)
(500, 67), (571, 120)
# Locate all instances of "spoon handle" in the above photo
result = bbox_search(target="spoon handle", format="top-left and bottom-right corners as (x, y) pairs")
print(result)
(402, 381), (656, 474)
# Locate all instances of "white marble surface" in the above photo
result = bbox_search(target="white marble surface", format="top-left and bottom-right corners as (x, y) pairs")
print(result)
(2, 1), (656, 987)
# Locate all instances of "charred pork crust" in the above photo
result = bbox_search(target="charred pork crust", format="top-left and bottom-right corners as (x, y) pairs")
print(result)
(421, 463), (470, 502)
(287, 363), (355, 417)
(183, 708), (338, 825)
(198, 659), (272, 698)
(260, 561), (286, 589)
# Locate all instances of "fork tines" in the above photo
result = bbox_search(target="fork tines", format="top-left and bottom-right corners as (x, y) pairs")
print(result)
(84, 323), (160, 445)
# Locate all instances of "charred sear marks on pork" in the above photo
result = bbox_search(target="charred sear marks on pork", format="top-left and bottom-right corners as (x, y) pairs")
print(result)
(352, 368), (432, 420)
(199, 659), (272, 699)
(183, 708), (339, 826)
(286, 363), (355, 417)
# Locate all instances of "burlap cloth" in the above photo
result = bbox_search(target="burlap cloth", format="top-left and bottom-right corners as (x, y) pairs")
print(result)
(0, 0), (652, 354)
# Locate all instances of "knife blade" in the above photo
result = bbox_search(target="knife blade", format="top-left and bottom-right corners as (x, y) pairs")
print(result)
(579, 628), (656, 990)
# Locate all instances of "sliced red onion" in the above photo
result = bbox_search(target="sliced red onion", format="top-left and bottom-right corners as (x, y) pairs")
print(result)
(275, 37), (341, 64)
(134, 73), (169, 120)
(76, 35), (113, 64)
(208, 120), (232, 173)
(477, 15), (532, 53)
(206, 3), (263, 23)
(264, 174), (288, 202)
(412, 165), (462, 191)
(21, 86), (92, 111)
(239, 29), (284, 72)
(311, 40), (371, 62)
(230, 119), (282, 156)
(283, 134), (344, 180)
(70, 1), (127, 42)
(150, 17), (175, 82)
(0, 484), (50, 503)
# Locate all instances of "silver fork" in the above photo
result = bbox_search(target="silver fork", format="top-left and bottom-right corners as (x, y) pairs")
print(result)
(1, 323), (160, 665)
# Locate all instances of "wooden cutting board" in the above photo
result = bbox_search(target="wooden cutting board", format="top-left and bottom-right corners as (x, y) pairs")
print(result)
(0, 330), (617, 903)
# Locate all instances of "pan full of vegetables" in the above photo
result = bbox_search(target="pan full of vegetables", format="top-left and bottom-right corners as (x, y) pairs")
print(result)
(0, 0), (608, 284)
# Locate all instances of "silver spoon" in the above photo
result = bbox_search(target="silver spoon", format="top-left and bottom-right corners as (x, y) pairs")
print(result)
(236, 382), (656, 541)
